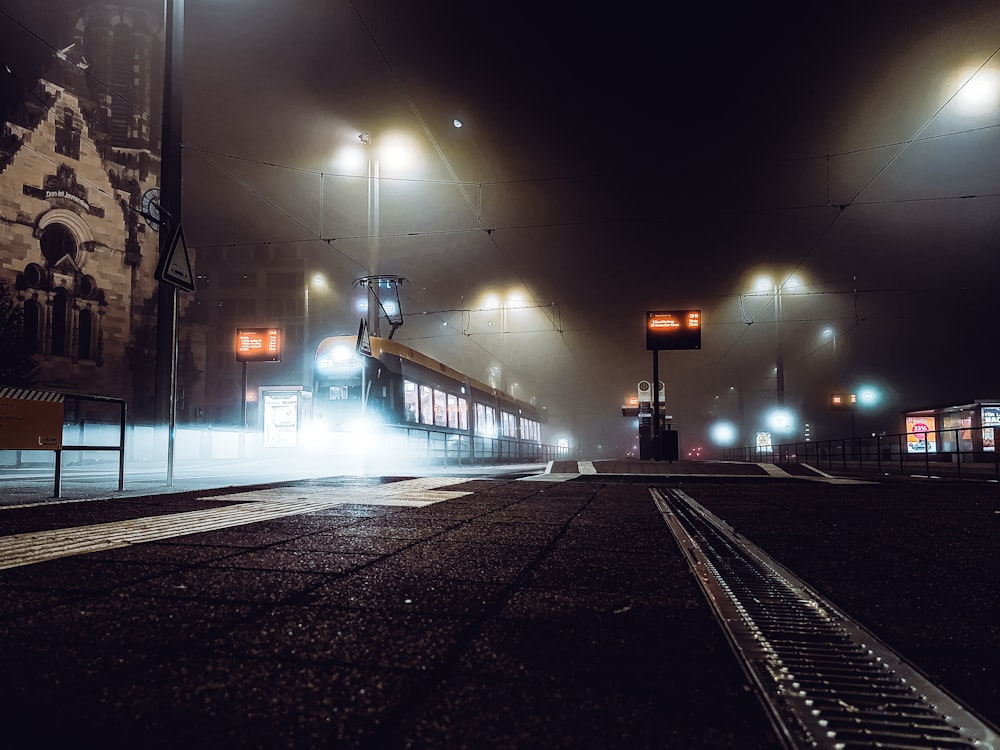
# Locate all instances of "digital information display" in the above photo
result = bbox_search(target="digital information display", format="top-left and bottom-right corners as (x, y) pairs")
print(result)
(236, 327), (281, 362)
(646, 309), (702, 351)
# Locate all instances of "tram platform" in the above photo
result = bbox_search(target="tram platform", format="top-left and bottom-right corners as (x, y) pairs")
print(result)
(1, 463), (997, 747)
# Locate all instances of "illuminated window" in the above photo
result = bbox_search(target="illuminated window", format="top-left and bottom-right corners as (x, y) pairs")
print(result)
(446, 394), (459, 428)
(419, 385), (433, 425)
(458, 397), (469, 430)
(501, 411), (517, 437)
(433, 388), (447, 426)
(403, 380), (418, 422)
(475, 403), (497, 437)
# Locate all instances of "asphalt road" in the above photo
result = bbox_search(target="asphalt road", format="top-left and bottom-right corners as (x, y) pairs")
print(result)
(1, 461), (997, 748)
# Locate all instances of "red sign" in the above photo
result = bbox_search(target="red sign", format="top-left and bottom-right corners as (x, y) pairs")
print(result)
(236, 328), (281, 362)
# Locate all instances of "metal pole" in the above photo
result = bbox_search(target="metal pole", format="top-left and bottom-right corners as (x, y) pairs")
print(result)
(118, 400), (126, 490)
(652, 349), (660, 459)
(53, 450), (62, 498)
(775, 286), (784, 406)
(154, 0), (184, 483)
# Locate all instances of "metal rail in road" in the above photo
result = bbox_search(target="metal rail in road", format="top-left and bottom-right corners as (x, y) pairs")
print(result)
(653, 487), (1000, 750)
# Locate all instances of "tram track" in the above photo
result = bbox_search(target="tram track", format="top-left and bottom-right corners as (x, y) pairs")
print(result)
(652, 486), (1000, 750)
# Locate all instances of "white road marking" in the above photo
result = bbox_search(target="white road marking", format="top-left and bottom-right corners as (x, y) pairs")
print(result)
(0, 477), (471, 571)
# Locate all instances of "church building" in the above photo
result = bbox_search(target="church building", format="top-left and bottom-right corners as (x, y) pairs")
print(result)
(0, 1), (204, 422)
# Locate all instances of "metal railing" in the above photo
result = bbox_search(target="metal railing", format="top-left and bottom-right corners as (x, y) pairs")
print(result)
(56, 394), (128, 497)
(724, 425), (1000, 481)
(383, 424), (566, 466)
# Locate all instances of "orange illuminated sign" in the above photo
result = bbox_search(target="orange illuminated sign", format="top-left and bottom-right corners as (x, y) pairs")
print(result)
(236, 327), (281, 362)
(646, 309), (702, 350)
(830, 393), (857, 411)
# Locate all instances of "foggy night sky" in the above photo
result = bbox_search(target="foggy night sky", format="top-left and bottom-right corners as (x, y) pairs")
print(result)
(4, 0), (1000, 454)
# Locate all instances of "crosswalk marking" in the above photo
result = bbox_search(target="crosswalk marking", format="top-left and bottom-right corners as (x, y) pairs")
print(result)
(0, 477), (471, 571)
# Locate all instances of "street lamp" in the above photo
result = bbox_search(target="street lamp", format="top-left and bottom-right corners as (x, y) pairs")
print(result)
(750, 273), (803, 407)
(337, 131), (419, 336)
(303, 271), (328, 390)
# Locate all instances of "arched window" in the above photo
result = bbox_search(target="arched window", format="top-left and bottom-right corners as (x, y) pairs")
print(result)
(40, 224), (77, 266)
(23, 299), (42, 354)
(51, 288), (69, 357)
(78, 308), (95, 361)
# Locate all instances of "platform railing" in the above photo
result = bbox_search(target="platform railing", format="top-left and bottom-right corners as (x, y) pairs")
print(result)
(0, 389), (127, 498)
(724, 425), (1000, 481)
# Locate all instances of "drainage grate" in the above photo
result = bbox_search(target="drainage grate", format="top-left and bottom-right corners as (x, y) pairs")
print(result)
(653, 487), (1000, 750)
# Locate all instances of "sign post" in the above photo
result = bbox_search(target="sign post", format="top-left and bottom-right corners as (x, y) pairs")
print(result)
(235, 327), (282, 456)
(645, 309), (701, 460)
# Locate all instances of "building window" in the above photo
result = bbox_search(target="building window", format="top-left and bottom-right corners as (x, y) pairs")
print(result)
(55, 108), (81, 159)
(50, 288), (69, 357)
(40, 224), (77, 266)
(78, 308), (95, 360)
(23, 299), (42, 354)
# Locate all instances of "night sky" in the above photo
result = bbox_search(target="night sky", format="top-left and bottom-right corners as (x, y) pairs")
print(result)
(4, 0), (1000, 455)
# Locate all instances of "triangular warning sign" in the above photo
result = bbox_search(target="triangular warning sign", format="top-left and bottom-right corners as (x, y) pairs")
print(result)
(155, 223), (195, 293)
(356, 318), (372, 357)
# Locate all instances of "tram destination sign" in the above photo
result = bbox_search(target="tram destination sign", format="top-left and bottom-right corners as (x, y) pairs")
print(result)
(236, 327), (281, 362)
(646, 309), (702, 351)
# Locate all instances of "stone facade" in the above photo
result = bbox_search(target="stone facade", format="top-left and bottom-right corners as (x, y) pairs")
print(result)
(0, 2), (204, 422)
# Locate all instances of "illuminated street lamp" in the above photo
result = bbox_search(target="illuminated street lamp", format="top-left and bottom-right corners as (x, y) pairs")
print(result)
(749, 273), (804, 406)
(303, 271), (328, 389)
(337, 131), (420, 336)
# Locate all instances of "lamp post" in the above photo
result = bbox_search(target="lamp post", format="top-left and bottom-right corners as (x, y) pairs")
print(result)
(358, 133), (382, 336)
(303, 272), (327, 390)
(751, 273), (802, 407)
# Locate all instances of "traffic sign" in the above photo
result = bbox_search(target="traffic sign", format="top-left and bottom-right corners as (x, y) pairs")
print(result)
(155, 223), (195, 293)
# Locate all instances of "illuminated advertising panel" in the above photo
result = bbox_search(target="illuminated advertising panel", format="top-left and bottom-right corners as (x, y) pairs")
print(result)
(236, 328), (281, 362)
(646, 309), (702, 351)
(262, 393), (298, 448)
(982, 406), (1000, 452)
(905, 416), (937, 453)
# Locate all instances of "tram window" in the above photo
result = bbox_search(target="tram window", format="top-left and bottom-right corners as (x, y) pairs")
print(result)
(433, 389), (447, 426)
(419, 385), (433, 425)
(458, 397), (469, 430)
(522, 419), (538, 441)
(476, 403), (497, 437)
(447, 394), (458, 428)
(501, 411), (517, 437)
(329, 386), (348, 400)
(403, 380), (418, 422)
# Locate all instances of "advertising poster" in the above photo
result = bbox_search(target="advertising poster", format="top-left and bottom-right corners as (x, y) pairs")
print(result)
(905, 416), (936, 453)
(263, 393), (298, 448)
(981, 406), (1000, 452)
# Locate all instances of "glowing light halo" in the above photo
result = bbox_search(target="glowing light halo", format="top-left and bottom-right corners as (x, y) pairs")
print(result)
(950, 66), (1000, 116)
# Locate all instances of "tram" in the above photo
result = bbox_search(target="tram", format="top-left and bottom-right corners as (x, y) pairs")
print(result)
(310, 334), (543, 464)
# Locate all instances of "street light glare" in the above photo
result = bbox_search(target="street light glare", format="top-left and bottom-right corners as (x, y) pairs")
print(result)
(376, 131), (420, 172)
(709, 421), (737, 446)
(951, 67), (1000, 115)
